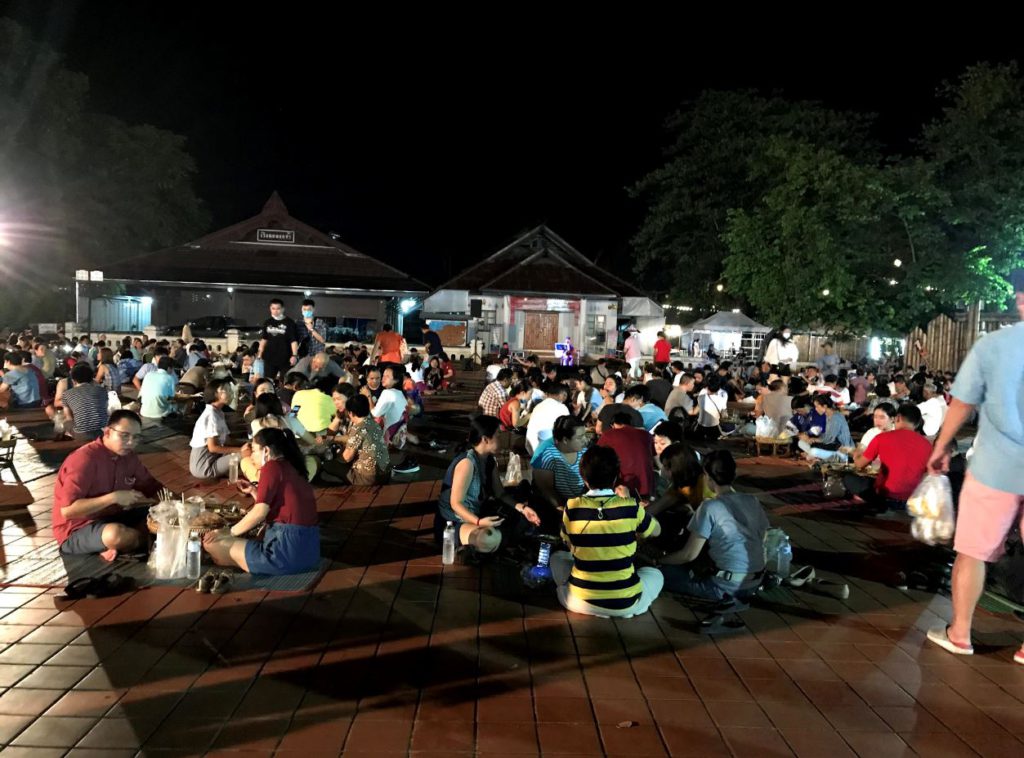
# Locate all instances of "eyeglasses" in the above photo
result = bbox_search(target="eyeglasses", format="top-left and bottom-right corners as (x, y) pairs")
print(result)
(108, 428), (139, 442)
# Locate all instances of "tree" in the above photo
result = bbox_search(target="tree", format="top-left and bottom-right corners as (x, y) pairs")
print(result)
(0, 18), (209, 326)
(919, 62), (1024, 307)
(628, 90), (876, 310)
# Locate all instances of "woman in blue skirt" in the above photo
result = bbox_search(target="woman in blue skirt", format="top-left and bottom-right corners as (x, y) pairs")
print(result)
(204, 427), (320, 575)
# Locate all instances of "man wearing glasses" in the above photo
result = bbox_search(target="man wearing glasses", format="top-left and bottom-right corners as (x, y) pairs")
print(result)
(53, 410), (163, 560)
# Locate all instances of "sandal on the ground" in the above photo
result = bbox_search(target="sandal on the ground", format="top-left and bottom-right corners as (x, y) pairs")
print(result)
(211, 572), (232, 594)
(1013, 647), (1024, 665)
(927, 625), (974, 655)
(60, 576), (98, 601)
(805, 578), (850, 600)
(785, 565), (816, 587)
(94, 573), (136, 598)
(196, 571), (216, 594)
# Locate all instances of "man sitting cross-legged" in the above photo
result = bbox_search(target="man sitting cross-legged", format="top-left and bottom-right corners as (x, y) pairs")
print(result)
(52, 410), (163, 561)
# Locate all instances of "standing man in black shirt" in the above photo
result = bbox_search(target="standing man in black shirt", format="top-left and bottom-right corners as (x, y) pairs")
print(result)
(257, 298), (299, 381)
(421, 324), (443, 360)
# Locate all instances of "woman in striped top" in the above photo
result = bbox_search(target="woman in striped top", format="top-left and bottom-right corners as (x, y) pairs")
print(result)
(531, 415), (588, 514)
(552, 446), (663, 618)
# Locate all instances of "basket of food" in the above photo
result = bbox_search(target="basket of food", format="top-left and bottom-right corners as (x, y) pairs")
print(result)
(188, 510), (227, 538)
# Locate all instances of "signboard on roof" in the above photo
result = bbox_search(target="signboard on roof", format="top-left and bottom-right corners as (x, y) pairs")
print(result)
(257, 229), (296, 243)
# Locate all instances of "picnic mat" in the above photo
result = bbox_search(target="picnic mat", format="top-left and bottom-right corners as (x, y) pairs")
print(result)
(0, 540), (329, 593)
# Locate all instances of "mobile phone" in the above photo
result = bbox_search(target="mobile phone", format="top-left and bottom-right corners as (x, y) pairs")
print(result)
(290, 406), (300, 417)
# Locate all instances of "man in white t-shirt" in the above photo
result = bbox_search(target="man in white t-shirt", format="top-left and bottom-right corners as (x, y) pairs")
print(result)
(917, 381), (948, 439)
(526, 381), (570, 454)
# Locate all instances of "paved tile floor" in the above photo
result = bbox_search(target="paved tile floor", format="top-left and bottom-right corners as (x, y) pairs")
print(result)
(0, 400), (1021, 756)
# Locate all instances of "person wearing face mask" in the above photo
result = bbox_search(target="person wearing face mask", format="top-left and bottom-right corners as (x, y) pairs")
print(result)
(762, 326), (799, 373)
(296, 298), (328, 357)
(52, 410), (163, 559)
(257, 298), (300, 381)
(203, 427), (320, 575)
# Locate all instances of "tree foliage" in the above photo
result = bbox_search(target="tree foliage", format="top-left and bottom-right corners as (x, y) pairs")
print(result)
(633, 64), (1024, 334)
(0, 18), (209, 325)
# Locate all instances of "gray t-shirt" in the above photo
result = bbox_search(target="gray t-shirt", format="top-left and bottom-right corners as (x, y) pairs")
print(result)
(665, 388), (694, 418)
(688, 492), (769, 583)
(952, 321), (1024, 493)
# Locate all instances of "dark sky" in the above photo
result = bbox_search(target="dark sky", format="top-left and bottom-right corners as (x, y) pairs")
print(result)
(4, 2), (1023, 285)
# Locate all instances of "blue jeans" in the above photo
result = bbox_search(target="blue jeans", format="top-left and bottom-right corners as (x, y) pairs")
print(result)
(660, 565), (758, 602)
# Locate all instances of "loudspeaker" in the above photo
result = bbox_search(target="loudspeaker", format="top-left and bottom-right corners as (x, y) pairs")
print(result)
(470, 298), (483, 317)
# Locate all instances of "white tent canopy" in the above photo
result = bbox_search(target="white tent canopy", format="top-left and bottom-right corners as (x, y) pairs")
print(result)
(686, 311), (769, 333)
(620, 297), (664, 318)
(680, 311), (769, 359)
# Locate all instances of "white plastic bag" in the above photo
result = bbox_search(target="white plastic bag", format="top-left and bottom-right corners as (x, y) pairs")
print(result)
(906, 474), (955, 545)
(107, 391), (122, 414)
(755, 416), (778, 438)
(504, 453), (522, 486)
(147, 502), (189, 579)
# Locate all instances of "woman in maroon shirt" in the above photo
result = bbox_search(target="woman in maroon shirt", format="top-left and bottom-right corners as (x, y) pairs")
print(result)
(204, 427), (320, 575)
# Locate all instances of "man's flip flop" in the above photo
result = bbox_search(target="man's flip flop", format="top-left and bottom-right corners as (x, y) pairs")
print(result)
(927, 625), (974, 655)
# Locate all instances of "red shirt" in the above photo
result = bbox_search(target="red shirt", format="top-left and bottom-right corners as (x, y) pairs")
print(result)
(256, 458), (318, 526)
(596, 425), (656, 498)
(654, 339), (672, 364)
(498, 395), (519, 431)
(52, 439), (162, 544)
(863, 429), (931, 500)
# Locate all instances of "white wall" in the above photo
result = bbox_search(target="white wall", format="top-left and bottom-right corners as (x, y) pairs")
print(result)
(423, 289), (470, 314)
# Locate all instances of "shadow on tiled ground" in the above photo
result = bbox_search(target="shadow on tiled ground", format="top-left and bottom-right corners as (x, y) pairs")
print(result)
(0, 401), (1021, 756)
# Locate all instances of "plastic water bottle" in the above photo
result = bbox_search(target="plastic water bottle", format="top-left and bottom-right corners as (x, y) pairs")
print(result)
(777, 537), (792, 579)
(53, 410), (65, 439)
(228, 453), (239, 484)
(537, 541), (551, 568)
(186, 534), (202, 580)
(442, 521), (456, 565)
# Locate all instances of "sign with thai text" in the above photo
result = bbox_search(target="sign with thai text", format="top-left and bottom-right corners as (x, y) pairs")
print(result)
(257, 229), (296, 243)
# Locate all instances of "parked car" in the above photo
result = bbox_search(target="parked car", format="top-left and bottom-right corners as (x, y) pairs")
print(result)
(163, 316), (261, 339)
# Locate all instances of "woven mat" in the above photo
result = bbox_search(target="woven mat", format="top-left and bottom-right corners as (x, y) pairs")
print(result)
(0, 540), (329, 593)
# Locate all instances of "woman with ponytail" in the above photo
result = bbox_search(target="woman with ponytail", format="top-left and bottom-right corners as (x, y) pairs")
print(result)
(203, 426), (320, 575)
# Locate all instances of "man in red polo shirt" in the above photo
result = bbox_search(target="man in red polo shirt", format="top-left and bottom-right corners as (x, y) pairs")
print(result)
(845, 404), (930, 510)
(53, 409), (162, 560)
(596, 411), (656, 499)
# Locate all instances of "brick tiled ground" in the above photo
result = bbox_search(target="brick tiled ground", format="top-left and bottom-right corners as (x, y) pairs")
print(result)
(0, 401), (1021, 756)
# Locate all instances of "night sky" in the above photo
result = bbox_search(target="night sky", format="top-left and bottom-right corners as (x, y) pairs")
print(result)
(4, 2), (1022, 286)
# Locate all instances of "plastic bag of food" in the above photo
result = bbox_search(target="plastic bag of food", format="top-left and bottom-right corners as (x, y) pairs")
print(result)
(755, 416), (778, 438)
(504, 453), (523, 486)
(906, 474), (955, 545)
(148, 502), (189, 579)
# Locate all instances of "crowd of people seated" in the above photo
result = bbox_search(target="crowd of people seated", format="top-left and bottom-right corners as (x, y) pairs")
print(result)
(452, 331), (986, 621)
(33, 297), (480, 578)
(0, 305), (999, 646)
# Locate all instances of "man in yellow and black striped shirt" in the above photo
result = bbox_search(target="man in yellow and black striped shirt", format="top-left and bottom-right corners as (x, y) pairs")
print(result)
(552, 446), (663, 618)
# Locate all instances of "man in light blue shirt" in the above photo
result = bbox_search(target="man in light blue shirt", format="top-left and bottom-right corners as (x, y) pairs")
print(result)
(0, 353), (41, 409)
(140, 357), (178, 419)
(927, 270), (1024, 663)
(623, 384), (667, 432)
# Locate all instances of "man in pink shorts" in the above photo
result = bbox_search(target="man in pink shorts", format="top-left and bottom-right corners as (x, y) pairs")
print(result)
(927, 270), (1024, 663)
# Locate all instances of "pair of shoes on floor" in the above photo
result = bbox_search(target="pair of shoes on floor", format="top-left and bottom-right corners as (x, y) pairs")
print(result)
(196, 570), (232, 594)
(393, 456), (420, 474)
